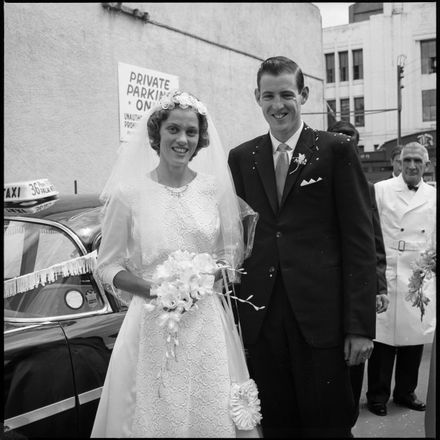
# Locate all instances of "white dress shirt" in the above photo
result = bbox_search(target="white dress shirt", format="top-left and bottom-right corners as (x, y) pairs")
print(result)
(270, 121), (304, 171)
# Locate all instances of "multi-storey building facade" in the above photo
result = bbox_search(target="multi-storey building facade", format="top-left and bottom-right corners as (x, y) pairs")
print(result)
(323, 2), (436, 168)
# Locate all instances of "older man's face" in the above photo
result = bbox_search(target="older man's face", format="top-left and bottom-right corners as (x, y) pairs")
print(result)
(401, 146), (429, 186)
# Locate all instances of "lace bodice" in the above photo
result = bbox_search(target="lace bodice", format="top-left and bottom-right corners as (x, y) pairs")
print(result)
(134, 173), (221, 276)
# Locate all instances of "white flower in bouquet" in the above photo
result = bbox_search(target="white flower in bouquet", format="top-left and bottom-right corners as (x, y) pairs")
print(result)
(192, 252), (218, 274)
(153, 281), (181, 309)
(190, 273), (215, 299)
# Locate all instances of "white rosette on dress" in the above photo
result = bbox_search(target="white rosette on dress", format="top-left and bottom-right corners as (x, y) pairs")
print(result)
(230, 379), (262, 431)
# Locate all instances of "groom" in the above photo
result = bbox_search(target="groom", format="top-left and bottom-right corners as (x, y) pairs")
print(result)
(228, 56), (377, 437)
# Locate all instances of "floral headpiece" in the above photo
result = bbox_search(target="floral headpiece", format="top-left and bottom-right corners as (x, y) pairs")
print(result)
(159, 90), (208, 116)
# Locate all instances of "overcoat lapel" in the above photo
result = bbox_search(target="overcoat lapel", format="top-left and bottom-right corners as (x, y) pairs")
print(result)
(393, 175), (409, 207)
(254, 134), (278, 215)
(281, 124), (317, 206)
(402, 182), (430, 216)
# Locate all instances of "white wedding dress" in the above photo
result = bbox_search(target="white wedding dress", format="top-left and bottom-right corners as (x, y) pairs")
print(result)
(91, 173), (260, 438)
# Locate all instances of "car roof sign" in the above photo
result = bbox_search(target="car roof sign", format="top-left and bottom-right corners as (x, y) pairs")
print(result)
(4, 179), (60, 214)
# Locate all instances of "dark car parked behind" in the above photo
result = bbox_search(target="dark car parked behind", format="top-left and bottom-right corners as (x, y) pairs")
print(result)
(4, 186), (127, 438)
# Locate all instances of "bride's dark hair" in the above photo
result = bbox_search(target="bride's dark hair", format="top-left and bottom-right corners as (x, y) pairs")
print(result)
(147, 107), (209, 160)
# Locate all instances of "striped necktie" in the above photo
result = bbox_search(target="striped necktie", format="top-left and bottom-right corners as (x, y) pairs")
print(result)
(275, 143), (292, 204)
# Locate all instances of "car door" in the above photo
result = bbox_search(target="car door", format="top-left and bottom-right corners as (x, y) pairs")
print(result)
(4, 322), (77, 438)
(60, 312), (125, 437)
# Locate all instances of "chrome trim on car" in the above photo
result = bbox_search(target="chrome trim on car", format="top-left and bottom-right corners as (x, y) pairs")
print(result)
(78, 387), (102, 405)
(4, 216), (89, 253)
(3, 388), (103, 430)
(91, 232), (102, 252)
(4, 307), (114, 325)
(4, 322), (51, 335)
(3, 397), (76, 430)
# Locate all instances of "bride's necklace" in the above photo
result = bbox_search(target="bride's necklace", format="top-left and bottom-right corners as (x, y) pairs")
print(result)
(163, 184), (189, 198)
(153, 169), (194, 198)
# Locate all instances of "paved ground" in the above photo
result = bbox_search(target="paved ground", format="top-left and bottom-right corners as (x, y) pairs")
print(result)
(352, 342), (433, 438)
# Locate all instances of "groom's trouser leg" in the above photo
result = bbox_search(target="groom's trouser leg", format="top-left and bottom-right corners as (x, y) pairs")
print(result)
(349, 363), (365, 426)
(247, 275), (354, 438)
(247, 275), (300, 438)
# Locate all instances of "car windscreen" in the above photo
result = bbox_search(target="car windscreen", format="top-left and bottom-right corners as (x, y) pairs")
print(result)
(4, 219), (104, 319)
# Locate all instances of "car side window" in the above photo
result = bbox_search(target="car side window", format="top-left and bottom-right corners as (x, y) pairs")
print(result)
(4, 220), (105, 319)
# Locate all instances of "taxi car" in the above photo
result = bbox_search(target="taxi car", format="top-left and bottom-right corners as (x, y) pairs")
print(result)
(4, 179), (127, 438)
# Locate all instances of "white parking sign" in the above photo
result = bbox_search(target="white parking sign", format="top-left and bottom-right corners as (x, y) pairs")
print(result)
(118, 63), (179, 142)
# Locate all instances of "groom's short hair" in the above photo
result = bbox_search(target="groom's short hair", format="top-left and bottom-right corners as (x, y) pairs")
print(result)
(257, 56), (304, 92)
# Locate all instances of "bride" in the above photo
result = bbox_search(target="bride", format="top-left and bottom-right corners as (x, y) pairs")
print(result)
(91, 91), (262, 438)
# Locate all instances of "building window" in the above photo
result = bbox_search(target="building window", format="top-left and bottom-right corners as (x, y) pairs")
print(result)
(340, 98), (350, 122)
(325, 53), (335, 83)
(326, 100), (336, 128)
(422, 89), (436, 121)
(421, 39), (436, 74)
(352, 49), (363, 80)
(354, 97), (365, 126)
(339, 51), (348, 82)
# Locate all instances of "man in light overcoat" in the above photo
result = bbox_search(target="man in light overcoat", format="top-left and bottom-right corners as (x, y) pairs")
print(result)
(366, 142), (436, 416)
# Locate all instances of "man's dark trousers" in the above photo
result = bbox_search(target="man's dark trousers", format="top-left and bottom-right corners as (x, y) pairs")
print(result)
(247, 274), (355, 438)
(367, 341), (424, 404)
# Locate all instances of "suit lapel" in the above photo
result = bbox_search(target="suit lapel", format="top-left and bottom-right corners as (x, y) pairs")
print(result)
(281, 124), (317, 206)
(254, 134), (278, 215)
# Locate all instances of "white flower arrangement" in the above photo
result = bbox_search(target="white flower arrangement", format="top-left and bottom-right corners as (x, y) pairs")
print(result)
(289, 152), (308, 175)
(159, 90), (208, 115)
(230, 379), (262, 431)
(407, 247), (436, 321)
(145, 250), (217, 364)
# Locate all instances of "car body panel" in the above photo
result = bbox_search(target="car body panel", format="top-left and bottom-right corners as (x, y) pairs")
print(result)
(4, 322), (78, 437)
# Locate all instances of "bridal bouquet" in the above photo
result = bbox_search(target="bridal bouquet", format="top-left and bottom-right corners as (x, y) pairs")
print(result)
(144, 250), (218, 363)
(406, 247), (436, 321)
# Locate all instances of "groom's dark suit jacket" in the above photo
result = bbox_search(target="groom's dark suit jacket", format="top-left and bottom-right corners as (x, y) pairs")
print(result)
(228, 124), (377, 348)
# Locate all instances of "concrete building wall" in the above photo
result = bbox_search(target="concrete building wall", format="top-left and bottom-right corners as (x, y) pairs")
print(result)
(5, 2), (324, 194)
(323, 2), (436, 152)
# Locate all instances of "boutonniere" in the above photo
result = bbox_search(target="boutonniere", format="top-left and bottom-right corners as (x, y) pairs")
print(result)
(289, 153), (307, 175)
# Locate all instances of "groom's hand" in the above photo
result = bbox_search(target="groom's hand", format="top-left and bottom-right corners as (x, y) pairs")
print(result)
(344, 334), (374, 366)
